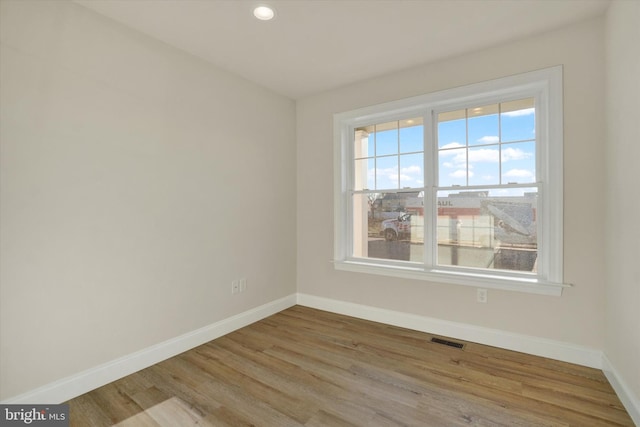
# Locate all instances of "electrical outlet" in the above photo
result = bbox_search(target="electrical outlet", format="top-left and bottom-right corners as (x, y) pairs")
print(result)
(231, 280), (239, 295)
(477, 288), (488, 303)
(239, 278), (247, 292)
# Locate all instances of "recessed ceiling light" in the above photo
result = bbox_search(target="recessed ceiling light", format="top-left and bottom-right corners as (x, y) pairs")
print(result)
(253, 5), (275, 21)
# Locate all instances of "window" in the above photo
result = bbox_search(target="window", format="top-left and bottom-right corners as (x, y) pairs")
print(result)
(334, 67), (567, 295)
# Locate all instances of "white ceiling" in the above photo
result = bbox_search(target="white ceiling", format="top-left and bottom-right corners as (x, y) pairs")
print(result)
(75, 0), (611, 99)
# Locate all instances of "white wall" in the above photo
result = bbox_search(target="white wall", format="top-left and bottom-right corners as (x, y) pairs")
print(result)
(604, 0), (640, 411)
(0, 0), (296, 400)
(297, 18), (606, 348)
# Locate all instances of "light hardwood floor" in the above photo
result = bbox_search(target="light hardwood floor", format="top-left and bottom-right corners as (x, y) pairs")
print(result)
(67, 306), (634, 426)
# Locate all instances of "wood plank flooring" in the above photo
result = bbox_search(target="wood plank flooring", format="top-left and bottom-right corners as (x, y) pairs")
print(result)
(66, 306), (634, 426)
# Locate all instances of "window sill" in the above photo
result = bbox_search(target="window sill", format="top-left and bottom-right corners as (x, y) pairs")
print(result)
(334, 260), (570, 296)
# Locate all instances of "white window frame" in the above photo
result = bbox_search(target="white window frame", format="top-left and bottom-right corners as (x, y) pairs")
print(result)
(333, 66), (569, 296)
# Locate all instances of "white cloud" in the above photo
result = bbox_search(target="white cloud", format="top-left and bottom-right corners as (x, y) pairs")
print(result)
(440, 142), (464, 150)
(502, 108), (535, 117)
(502, 147), (532, 161)
(401, 165), (421, 174)
(477, 135), (499, 144)
(441, 148), (494, 169)
(375, 167), (396, 179)
(468, 148), (499, 163)
(450, 169), (472, 178)
(503, 169), (534, 178)
(372, 165), (423, 187)
(441, 146), (533, 170)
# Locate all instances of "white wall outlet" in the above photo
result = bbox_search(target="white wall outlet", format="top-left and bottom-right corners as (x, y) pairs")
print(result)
(239, 278), (247, 292)
(231, 280), (240, 294)
(477, 288), (488, 303)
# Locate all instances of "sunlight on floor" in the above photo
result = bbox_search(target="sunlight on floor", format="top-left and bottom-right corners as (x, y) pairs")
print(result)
(114, 397), (210, 427)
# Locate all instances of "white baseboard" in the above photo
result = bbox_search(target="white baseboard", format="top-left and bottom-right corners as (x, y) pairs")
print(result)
(296, 293), (603, 369)
(2, 294), (297, 404)
(603, 353), (640, 426)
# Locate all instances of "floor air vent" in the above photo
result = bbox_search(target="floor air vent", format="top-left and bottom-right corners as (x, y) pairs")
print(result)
(431, 337), (465, 349)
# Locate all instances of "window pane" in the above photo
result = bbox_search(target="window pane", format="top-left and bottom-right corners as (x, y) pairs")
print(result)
(399, 153), (423, 189)
(376, 155), (398, 189)
(439, 147), (467, 187)
(399, 118), (423, 153)
(437, 100), (538, 185)
(501, 141), (536, 184)
(468, 104), (499, 146)
(468, 146), (500, 186)
(353, 192), (423, 263)
(501, 98), (535, 142)
(436, 189), (538, 273)
(438, 111), (466, 149)
(375, 121), (398, 156)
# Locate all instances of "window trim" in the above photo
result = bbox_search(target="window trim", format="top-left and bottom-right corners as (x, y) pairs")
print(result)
(333, 66), (569, 296)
